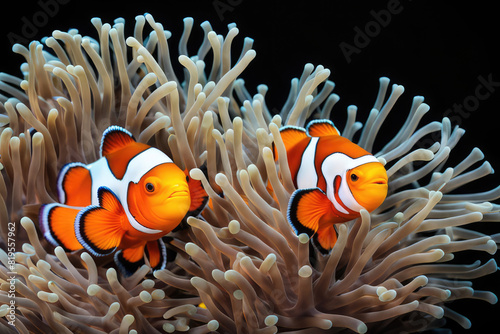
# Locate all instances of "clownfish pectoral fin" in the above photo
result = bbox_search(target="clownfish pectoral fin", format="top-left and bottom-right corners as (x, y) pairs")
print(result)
(313, 224), (339, 255)
(173, 168), (209, 232)
(185, 168), (209, 217)
(39, 203), (83, 252)
(145, 239), (167, 271)
(114, 244), (146, 277)
(276, 126), (308, 157)
(100, 125), (136, 157)
(75, 187), (126, 257)
(57, 162), (92, 206)
(287, 187), (334, 240)
(306, 119), (340, 137)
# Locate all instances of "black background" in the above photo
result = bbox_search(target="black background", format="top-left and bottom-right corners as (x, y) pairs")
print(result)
(1, 0), (499, 333)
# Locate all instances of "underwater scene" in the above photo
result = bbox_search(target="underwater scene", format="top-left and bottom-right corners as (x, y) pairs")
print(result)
(1, 1), (499, 333)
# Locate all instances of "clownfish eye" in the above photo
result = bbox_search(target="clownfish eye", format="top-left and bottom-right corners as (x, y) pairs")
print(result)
(350, 173), (359, 182)
(145, 182), (155, 192)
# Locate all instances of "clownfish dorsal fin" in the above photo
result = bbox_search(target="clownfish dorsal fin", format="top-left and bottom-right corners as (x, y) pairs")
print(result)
(279, 126), (309, 151)
(306, 119), (340, 137)
(100, 126), (136, 157)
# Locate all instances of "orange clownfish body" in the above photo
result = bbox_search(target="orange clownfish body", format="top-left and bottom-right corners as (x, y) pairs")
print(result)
(39, 126), (207, 276)
(277, 120), (388, 254)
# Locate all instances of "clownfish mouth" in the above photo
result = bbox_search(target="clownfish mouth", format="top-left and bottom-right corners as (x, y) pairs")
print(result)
(372, 178), (388, 185)
(168, 190), (190, 199)
(357, 178), (387, 190)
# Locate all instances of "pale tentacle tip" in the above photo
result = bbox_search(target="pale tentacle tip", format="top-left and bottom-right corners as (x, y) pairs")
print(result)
(185, 242), (201, 256)
(214, 173), (229, 187)
(490, 293), (498, 305)
(122, 314), (135, 327)
(22, 243), (35, 254)
(139, 290), (152, 303)
(151, 289), (165, 300)
(207, 320), (219, 331)
(233, 289), (244, 300)
(37, 291), (58, 303)
(87, 284), (100, 296)
(298, 233), (309, 244)
(264, 315), (278, 327)
(415, 275), (429, 286)
(298, 265), (312, 278)
(228, 220), (240, 234)
(357, 323), (368, 334)
(20, 216), (35, 229)
(321, 319), (332, 330)
(163, 323), (175, 333)
(224, 270), (238, 282)
(435, 307), (445, 319)
(109, 302), (120, 314)
(376, 286), (387, 296)
(378, 289), (396, 302)
(0, 304), (9, 317)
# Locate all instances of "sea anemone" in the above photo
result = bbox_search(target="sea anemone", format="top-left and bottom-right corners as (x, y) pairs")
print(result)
(1, 14), (498, 333)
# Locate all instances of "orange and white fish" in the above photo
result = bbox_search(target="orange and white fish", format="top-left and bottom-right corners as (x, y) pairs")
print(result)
(277, 119), (388, 253)
(39, 126), (207, 276)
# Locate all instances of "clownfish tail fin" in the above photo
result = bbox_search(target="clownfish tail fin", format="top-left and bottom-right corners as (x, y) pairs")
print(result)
(100, 126), (136, 157)
(39, 203), (83, 252)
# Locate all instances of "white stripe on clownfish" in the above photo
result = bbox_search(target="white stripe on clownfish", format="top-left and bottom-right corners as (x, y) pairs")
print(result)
(332, 175), (351, 214)
(322, 153), (380, 213)
(296, 137), (319, 189)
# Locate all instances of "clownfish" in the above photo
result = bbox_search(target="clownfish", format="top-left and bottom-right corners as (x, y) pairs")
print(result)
(276, 119), (388, 253)
(39, 126), (207, 276)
